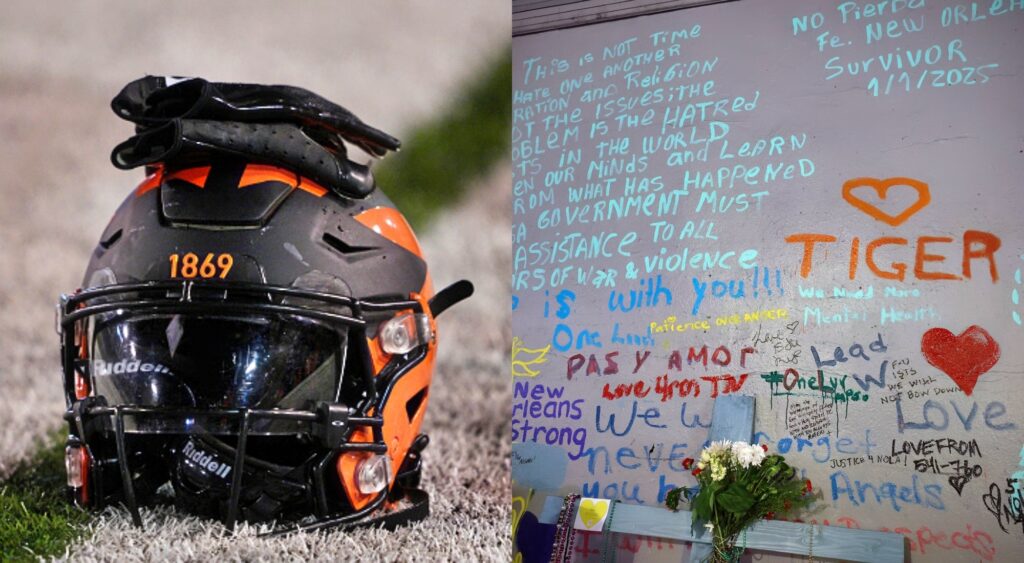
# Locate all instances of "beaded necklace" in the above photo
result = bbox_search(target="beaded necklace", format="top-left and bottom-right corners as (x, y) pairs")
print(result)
(599, 499), (620, 563)
(549, 494), (580, 563)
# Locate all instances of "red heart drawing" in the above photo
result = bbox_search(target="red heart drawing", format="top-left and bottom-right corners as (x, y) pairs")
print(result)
(920, 325), (1000, 396)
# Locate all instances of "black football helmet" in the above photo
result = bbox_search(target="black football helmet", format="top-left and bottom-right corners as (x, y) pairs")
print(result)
(57, 77), (472, 532)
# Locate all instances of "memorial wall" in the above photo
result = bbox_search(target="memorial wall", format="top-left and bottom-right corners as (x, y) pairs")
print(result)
(511, 1), (1024, 561)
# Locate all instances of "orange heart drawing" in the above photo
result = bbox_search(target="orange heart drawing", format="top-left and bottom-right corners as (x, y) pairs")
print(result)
(842, 177), (930, 227)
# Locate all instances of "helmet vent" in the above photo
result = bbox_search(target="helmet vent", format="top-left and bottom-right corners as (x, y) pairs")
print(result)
(405, 388), (428, 421)
(322, 232), (376, 256)
(99, 229), (123, 250)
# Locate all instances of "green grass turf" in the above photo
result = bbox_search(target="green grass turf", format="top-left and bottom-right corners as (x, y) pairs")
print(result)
(374, 46), (511, 229)
(0, 45), (511, 560)
(0, 433), (89, 561)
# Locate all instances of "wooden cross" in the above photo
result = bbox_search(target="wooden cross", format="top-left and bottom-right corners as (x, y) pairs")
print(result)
(538, 396), (905, 562)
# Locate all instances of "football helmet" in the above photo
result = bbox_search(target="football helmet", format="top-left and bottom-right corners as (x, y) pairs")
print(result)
(57, 77), (472, 532)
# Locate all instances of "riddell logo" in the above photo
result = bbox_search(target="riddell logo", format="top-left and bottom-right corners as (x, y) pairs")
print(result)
(92, 359), (172, 377)
(182, 441), (232, 479)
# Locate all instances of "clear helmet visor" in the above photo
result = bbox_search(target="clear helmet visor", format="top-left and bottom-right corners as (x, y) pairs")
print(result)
(89, 312), (346, 434)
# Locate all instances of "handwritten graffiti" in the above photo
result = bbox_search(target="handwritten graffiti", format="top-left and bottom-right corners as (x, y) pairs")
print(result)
(607, 275), (671, 312)
(771, 512), (997, 561)
(982, 479), (1024, 534)
(751, 320), (802, 366)
(754, 428), (880, 465)
(689, 267), (784, 315)
(574, 532), (680, 559)
(895, 397), (1017, 433)
(786, 229), (1001, 281)
(810, 333), (887, 369)
(568, 345), (756, 381)
(787, 399), (834, 439)
(830, 470), (944, 511)
(512, 381), (588, 457)
(892, 437), (984, 495)
(761, 369), (870, 406)
(650, 315), (711, 334)
(594, 401), (710, 439)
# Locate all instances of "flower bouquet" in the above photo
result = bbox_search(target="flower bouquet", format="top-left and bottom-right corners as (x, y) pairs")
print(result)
(665, 441), (814, 563)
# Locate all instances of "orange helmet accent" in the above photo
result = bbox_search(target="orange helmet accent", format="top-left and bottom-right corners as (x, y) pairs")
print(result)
(134, 168), (163, 196)
(337, 348), (437, 511)
(366, 335), (391, 376)
(338, 292), (437, 508)
(380, 338), (435, 479)
(296, 176), (328, 197)
(136, 164), (333, 201)
(336, 427), (378, 510)
(353, 207), (425, 259)
(353, 207), (434, 297)
(79, 447), (91, 505)
(74, 370), (89, 400)
(167, 166), (211, 188)
(238, 164), (298, 188)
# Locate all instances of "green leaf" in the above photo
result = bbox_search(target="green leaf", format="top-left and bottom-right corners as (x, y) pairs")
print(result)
(717, 483), (755, 515)
(693, 489), (712, 520)
(665, 487), (683, 511)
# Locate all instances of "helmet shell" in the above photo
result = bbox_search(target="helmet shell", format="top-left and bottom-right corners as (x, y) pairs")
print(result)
(85, 160), (431, 299)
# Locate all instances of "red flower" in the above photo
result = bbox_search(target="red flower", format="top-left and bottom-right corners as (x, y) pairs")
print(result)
(804, 479), (813, 493)
(761, 444), (768, 452)
(692, 468), (702, 476)
(765, 512), (775, 520)
(784, 500), (792, 510)
(682, 458), (694, 470)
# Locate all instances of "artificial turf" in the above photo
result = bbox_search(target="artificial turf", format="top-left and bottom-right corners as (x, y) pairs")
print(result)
(0, 433), (90, 561)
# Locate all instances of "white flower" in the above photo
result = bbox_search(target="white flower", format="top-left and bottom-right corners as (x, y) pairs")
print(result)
(710, 440), (733, 453)
(706, 440), (733, 461)
(704, 522), (715, 532)
(730, 442), (766, 468)
(749, 444), (766, 467)
(735, 446), (757, 468)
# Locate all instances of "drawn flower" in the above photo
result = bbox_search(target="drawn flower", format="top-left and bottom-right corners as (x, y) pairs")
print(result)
(682, 458), (694, 470)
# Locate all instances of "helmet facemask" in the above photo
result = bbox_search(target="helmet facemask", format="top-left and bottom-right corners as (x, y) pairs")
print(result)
(59, 278), (440, 531)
